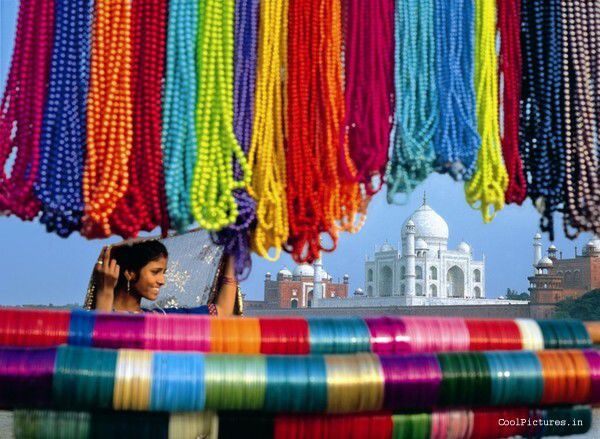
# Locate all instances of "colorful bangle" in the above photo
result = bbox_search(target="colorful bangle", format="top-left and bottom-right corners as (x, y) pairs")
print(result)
(208, 303), (218, 316)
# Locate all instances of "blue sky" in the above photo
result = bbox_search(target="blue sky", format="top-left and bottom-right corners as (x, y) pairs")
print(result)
(0, 1), (593, 306)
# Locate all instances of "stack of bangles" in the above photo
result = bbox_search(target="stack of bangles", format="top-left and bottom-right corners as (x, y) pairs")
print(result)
(10, 406), (594, 439)
(0, 308), (597, 354)
(0, 309), (599, 438)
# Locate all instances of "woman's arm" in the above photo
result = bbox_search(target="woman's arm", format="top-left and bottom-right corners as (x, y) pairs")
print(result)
(214, 255), (238, 317)
(93, 246), (120, 311)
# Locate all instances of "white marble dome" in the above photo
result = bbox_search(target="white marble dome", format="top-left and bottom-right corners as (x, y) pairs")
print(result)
(588, 238), (600, 250)
(457, 241), (471, 254)
(380, 243), (395, 252)
(402, 204), (449, 241)
(278, 267), (292, 277)
(537, 256), (553, 268)
(415, 238), (428, 250)
(294, 263), (314, 277)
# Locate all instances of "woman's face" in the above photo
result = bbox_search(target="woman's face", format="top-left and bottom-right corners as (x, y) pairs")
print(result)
(132, 256), (167, 301)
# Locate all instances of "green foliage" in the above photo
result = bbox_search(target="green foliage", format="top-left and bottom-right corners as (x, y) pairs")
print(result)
(554, 290), (600, 320)
(505, 288), (530, 300)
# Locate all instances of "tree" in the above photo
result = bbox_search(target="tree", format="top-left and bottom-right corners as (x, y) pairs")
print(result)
(505, 289), (530, 300)
(554, 290), (600, 320)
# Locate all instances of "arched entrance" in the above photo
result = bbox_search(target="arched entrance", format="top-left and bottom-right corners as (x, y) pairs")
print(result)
(379, 265), (393, 297)
(447, 266), (465, 297)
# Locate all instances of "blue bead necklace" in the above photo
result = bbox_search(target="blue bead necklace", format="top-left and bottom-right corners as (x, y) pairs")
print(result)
(162, 0), (199, 232)
(433, 0), (480, 181)
(35, 0), (93, 237)
(386, 0), (437, 203)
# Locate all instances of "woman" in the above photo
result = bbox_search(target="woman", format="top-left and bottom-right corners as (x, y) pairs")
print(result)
(93, 240), (239, 316)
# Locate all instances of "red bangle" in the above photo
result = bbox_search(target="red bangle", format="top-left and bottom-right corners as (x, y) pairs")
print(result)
(208, 303), (218, 316)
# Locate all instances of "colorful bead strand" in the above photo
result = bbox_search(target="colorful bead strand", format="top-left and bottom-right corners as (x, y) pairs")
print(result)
(0, 0), (53, 221)
(497, 0), (527, 205)
(562, 0), (600, 238)
(162, 0), (199, 232)
(328, 0), (367, 234)
(190, 0), (251, 231)
(82, 0), (134, 237)
(286, 0), (359, 262)
(343, 0), (394, 196)
(520, 0), (566, 240)
(464, 0), (508, 223)
(247, 0), (289, 261)
(212, 0), (259, 278)
(109, 0), (169, 238)
(433, 0), (480, 180)
(36, 0), (92, 237)
(386, 0), (436, 202)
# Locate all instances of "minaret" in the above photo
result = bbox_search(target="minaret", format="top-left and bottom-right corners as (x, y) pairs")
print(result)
(533, 233), (542, 268)
(405, 220), (416, 296)
(313, 257), (324, 301)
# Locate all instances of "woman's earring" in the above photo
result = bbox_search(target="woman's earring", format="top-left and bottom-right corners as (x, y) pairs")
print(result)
(127, 279), (131, 294)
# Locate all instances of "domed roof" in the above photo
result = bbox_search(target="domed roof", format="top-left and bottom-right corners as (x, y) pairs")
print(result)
(415, 238), (428, 250)
(278, 267), (292, 277)
(293, 263), (314, 277)
(457, 241), (471, 254)
(534, 233), (542, 240)
(588, 238), (600, 249)
(354, 288), (364, 295)
(537, 256), (553, 268)
(402, 204), (449, 241)
(549, 244), (557, 251)
(379, 243), (395, 252)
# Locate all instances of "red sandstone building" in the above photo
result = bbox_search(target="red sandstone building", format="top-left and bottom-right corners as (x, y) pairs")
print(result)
(529, 234), (600, 318)
(263, 263), (349, 308)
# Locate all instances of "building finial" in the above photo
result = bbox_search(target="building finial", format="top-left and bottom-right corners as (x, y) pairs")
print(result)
(423, 191), (427, 206)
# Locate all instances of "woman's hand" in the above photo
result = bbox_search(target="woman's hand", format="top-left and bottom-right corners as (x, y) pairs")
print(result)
(94, 246), (120, 311)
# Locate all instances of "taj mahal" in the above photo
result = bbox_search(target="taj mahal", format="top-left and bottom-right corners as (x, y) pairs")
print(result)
(313, 196), (524, 308)
(363, 197), (485, 300)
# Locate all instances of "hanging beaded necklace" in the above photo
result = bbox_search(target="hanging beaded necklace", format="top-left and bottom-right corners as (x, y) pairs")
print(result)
(497, 0), (527, 205)
(0, 0), (53, 221)
(109, 0), (169, 239)
(343, 0), (394, 196)
(464, 0), (508, 223)
(561, 0), (600, 237)
(329, 0), (367, 234)
(520, 0), (566, 239)
(82, 0), (134, 237)
(248, 0), (289, 262)
(385, 0), (437, 203)
(433, 0), (480, 180)
(212, 0), (259, 278)
(35, 0), (92, 237)
(162, 0), (199, 232)
(286, 0), (362, 262)
(190, 0), (251, 232)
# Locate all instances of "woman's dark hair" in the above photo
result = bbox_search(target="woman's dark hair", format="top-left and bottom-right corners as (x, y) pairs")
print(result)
(111, 240), (168, 290)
